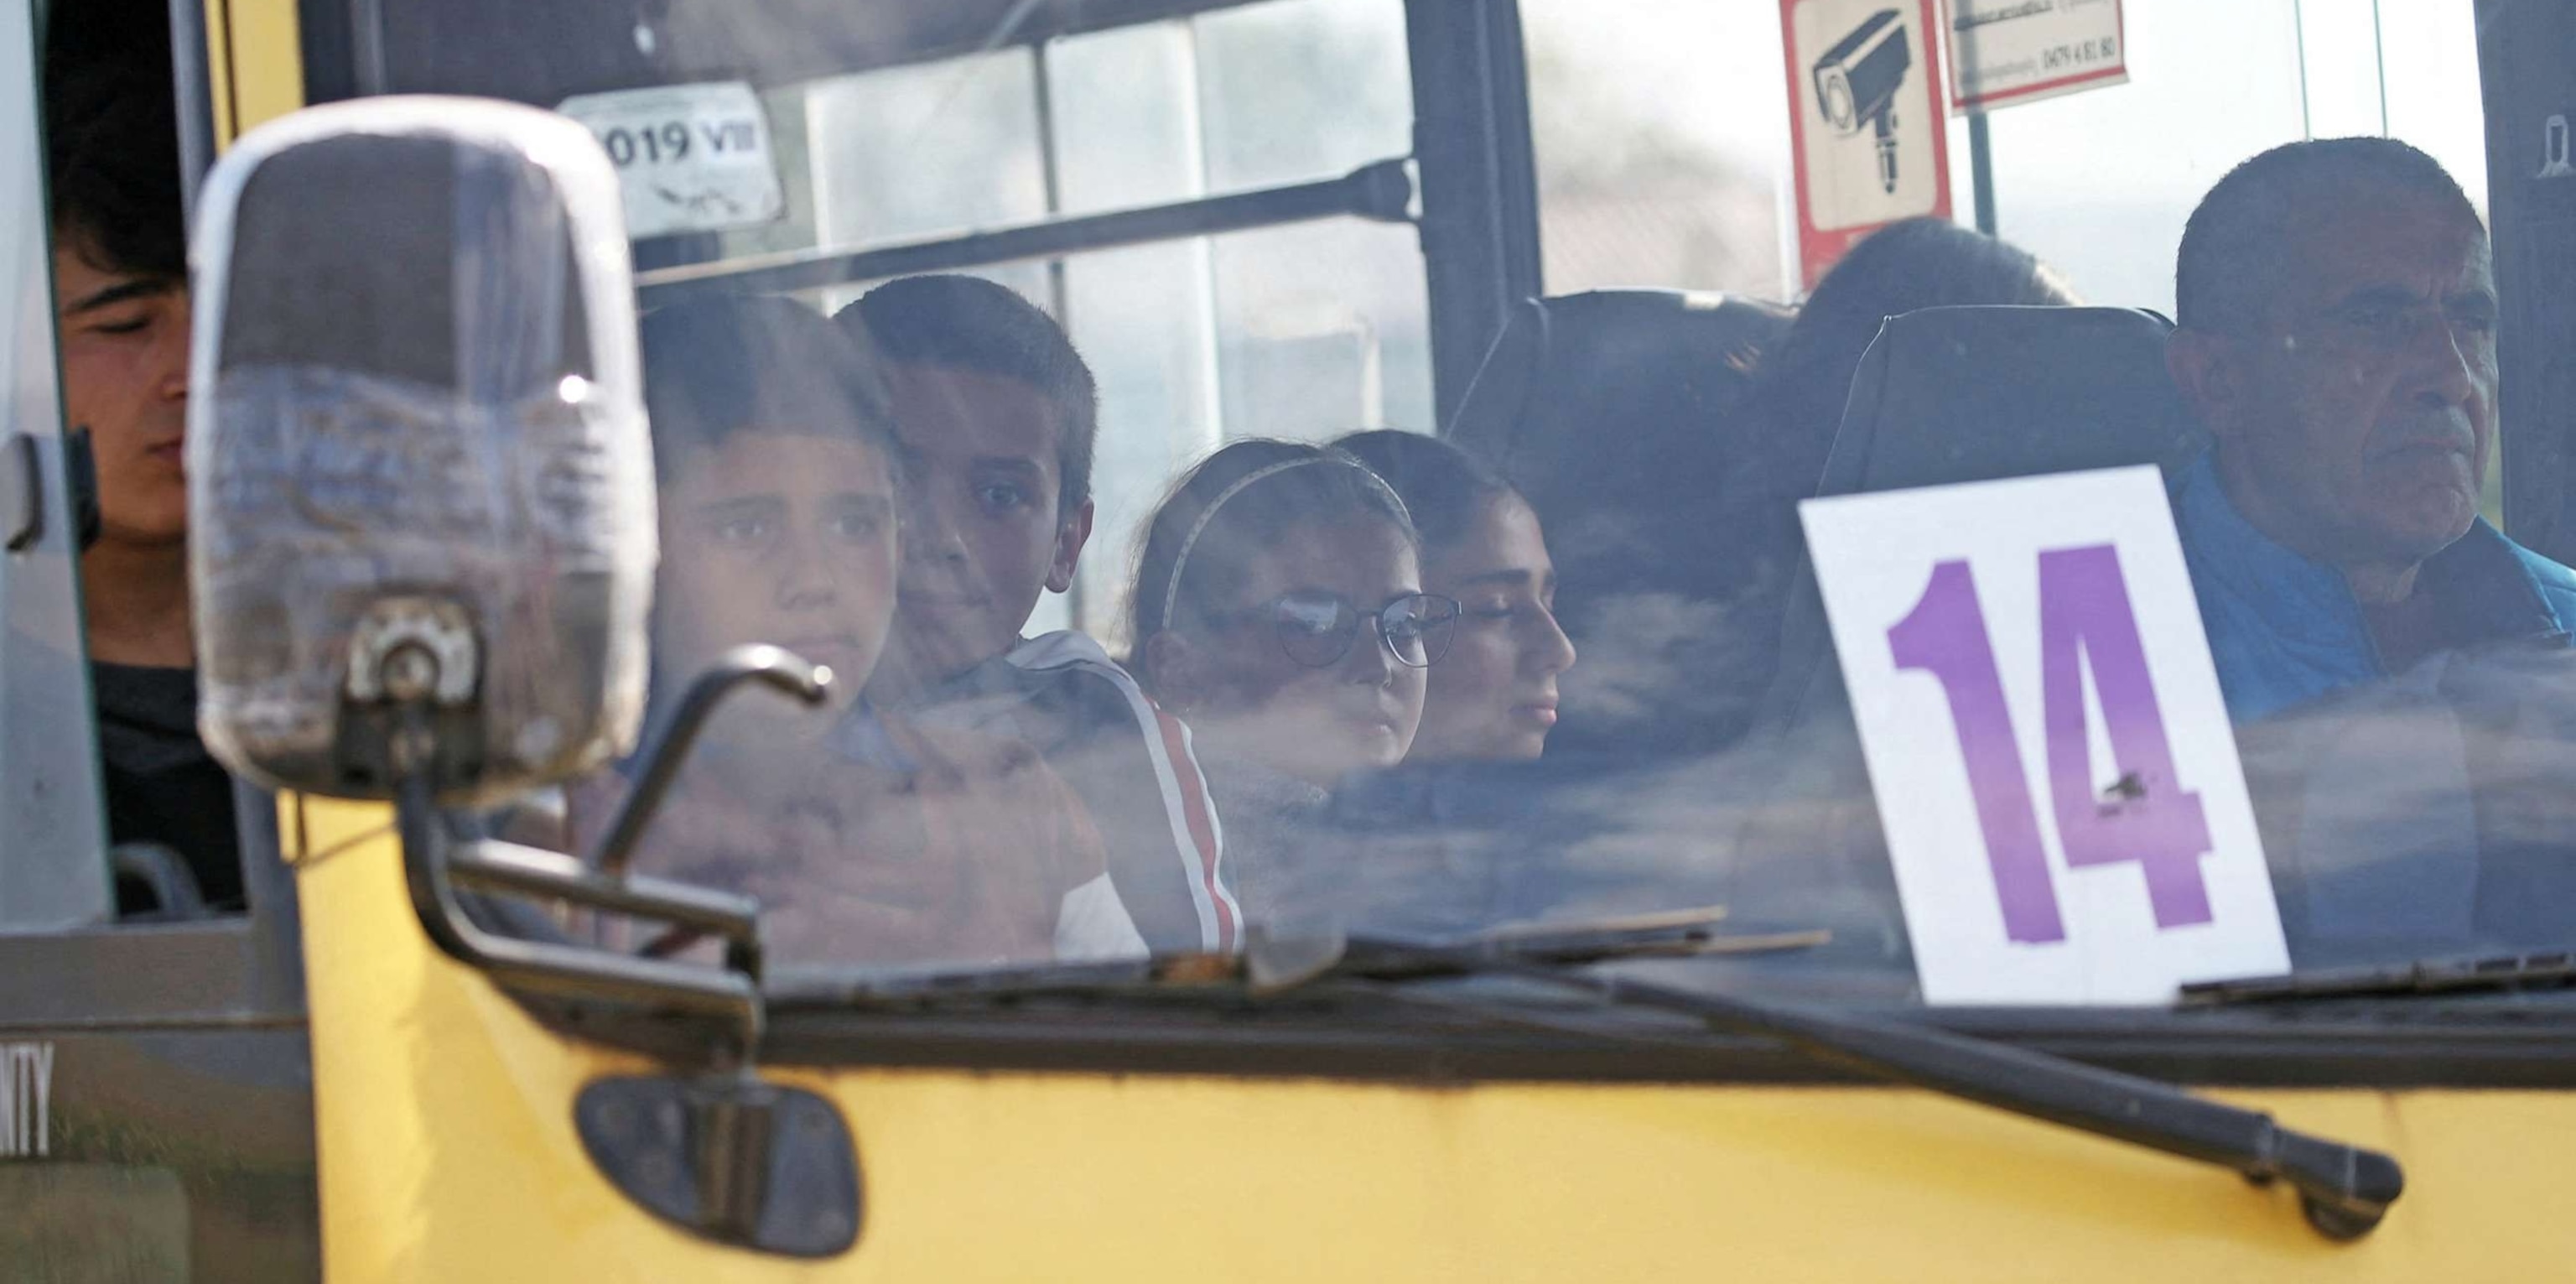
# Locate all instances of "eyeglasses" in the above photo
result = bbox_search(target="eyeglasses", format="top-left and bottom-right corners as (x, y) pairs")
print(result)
(1219, 590), (1462, 669)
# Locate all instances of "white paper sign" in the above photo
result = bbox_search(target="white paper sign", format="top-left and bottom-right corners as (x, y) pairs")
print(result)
(557, 81), (786, 240)
(1800, 467), (2288, 1005)
(1945, 0), (2129, 113)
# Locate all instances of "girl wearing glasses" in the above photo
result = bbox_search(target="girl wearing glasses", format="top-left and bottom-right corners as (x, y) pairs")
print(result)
(1334, 431), (1576, 762)
(1129, 440), (1460, 921)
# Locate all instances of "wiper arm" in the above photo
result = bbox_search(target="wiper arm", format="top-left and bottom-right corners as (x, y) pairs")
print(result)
(2179, 952), (2576, 1007)
(1253, 928), (2403, 1242)
(771, 907), (1822, 1009)
(1245, 906), (1828, 987)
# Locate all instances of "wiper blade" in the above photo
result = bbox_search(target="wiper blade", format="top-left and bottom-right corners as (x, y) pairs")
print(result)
(1246, 906), (1828, 988)
(772, 907), (1822, 1009)
(1257, 928), (2402, 1242)
(2178, 952), (2576, 1008)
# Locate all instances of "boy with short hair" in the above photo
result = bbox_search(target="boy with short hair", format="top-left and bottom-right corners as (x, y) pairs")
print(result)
(838, 275), (1238, 954)
(47, 13), (242, 909)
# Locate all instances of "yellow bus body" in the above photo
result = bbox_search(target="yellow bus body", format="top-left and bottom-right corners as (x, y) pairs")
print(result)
(220, 8), (2576, 1279)
(291, 793), (2576, 1281)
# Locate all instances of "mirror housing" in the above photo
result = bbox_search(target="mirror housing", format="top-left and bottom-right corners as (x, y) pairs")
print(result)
(574, 1073), (863, 1258)
(188, 97), (655, 803)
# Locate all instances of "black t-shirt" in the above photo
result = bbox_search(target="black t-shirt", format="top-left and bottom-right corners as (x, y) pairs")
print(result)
(91, 662), (243, 912)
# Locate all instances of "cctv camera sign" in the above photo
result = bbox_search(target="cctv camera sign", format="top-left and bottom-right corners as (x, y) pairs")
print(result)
(1782, 0), (1954, 289)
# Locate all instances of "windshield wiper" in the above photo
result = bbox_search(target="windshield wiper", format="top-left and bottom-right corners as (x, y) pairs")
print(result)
(776, 909), (2399, 1239)
(2178, 952), (2576, 1008)
(769, 907), (1823, 1009)
(1245, 927), (2403, 1242)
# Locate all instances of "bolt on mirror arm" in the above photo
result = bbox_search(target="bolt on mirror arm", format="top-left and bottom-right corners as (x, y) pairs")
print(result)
(590, 644), (832, 881)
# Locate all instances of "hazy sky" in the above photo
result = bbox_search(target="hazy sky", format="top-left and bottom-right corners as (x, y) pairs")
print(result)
(1519, 0), (2489, 310)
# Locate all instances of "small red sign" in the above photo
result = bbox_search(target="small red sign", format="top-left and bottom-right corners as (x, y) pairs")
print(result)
(1781, 0), (1955, 289)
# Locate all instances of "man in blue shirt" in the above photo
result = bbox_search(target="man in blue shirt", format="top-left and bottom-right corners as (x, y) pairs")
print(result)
(2165, 138), (2576, 723)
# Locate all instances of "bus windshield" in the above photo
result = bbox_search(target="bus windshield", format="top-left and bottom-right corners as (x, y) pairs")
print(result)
(433, 0), (2576, 1007)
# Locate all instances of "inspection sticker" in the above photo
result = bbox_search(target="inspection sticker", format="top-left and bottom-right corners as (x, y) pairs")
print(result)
(557, 81), (786, 240)
(1801, 466), (2288, 1005)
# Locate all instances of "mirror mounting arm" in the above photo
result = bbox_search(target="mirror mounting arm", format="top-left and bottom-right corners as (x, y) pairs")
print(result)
(392, 762), (766, 1064)
(361, 627), (802, 1070)
(367, 616), (861, 1255)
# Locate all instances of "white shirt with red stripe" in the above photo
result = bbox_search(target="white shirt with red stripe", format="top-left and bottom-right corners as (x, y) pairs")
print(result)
(1000, 632), (1240, 954)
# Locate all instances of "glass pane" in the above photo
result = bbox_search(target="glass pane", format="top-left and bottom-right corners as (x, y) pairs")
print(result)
(1954, 0), (2309, 315)
(1045, 22), (1205, 217)
(801, 48), (1050, 309)
(1953, 0), (2488, 319)
(1061, 239), (1222, 650)
(1193, 0), (1413, 192)
(1522, 0), (1795, 298)
(1210, 219), (1431, 442)
(355, 0), (2576, 1013)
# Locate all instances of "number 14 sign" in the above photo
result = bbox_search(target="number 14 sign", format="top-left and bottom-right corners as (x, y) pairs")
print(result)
(1801, 466), (2288, 1005)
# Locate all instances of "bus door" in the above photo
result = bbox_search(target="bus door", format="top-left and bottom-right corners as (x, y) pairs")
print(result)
(0, 2), (319, 1281)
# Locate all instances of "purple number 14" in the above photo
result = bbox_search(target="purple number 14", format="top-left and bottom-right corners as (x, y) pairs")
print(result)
(1884, 545), (2214, 944)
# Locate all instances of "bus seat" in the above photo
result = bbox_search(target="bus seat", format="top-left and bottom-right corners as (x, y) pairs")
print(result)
(1817, 304), (2198, 497)
(1444, 289), (1794, 758)
(1758, 304), (2204, 739)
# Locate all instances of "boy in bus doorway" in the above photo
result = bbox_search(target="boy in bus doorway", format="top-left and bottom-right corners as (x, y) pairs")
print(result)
(838, 276), (1240, 955)
(45, 11), (243, 912)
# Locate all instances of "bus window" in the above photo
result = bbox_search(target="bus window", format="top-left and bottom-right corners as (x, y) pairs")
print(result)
(314, 0), (2576, 1000)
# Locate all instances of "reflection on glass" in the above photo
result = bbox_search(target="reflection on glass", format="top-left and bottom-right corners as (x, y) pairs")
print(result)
(1521, 0), (1792, 297)
(570, 0), (2576, 1006)
(1193, 0), (1412, 192)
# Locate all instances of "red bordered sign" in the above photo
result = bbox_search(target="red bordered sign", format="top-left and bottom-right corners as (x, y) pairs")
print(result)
(1780, 0), (1955, 289)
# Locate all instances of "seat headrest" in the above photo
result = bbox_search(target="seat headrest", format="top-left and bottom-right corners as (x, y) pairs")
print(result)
(1445, 289), (1793, 476)
(1820, 304), (2205, 497)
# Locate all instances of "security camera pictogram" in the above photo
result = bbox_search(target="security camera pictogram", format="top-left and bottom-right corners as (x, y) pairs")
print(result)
(1813, 8), (1912, 195)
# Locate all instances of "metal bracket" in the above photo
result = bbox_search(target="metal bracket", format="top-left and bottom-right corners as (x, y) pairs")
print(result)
(374, 627), (779, 1061)
(346, 596), (480, 704)
(377, 637), (861, 1254)
(638, 158), (1417, 304)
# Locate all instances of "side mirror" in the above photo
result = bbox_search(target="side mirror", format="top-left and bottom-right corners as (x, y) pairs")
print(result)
(188, 97), (655, 803)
